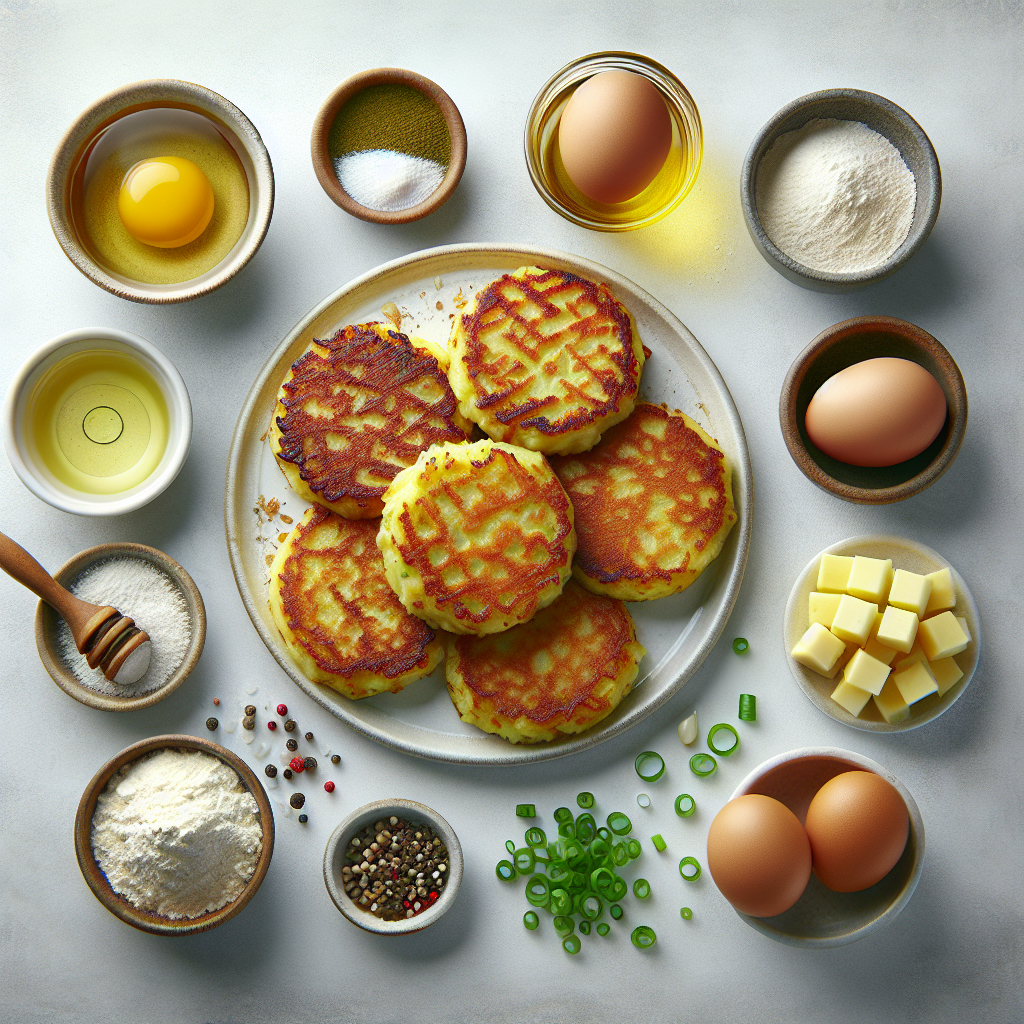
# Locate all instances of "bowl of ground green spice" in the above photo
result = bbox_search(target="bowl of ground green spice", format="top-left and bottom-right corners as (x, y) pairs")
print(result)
(311, 68), (466, 224)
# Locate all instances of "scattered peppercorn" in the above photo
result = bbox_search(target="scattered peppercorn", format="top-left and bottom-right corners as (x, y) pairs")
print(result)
(290, 757), (305, 772)
(242, 715), (255, 730)
(286, 738), (298, 751)
(331, 754), (341, 765)
(290, 793), (305, 809)
(298, 813), (308, 824)
(267, 721), (277, 730)
(205, 717), (218, 730)
(265, 764), (278, 778)
(283, 768), (293, 779)
(303, 756), (317, 771)
(284, 719), (297, 732)
(325, 781), (336, 793)
(305, 732), (314, 742)
(212, 698), (220, 706)
(244, 704), (257, 717)
(277, 703), (288, 716)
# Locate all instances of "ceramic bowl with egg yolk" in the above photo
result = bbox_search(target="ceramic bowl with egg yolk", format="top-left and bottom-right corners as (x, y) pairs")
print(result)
(47, 79), (274, 303)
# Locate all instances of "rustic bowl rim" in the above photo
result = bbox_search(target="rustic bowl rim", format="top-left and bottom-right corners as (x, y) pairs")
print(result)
(74, 734), (274, 935)
(35, 541), (206, 711)
(779, 315), (967, 503)
(310, 67), (467, 224)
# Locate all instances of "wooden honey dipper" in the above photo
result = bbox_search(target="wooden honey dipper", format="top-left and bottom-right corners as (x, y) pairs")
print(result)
(0, 531), (152, 685)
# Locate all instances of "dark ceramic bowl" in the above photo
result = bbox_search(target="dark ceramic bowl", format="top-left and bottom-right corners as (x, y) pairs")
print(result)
(741, 89), (940, 291)
(780, 316), (967, 503)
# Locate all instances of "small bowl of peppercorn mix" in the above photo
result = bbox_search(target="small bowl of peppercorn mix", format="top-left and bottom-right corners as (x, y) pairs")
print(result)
(323, 798), (463, 935)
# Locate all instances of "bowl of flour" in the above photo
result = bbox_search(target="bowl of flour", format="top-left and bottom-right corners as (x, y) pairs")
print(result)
(741, 89), (940, 291)
(75, 735), (274, 935)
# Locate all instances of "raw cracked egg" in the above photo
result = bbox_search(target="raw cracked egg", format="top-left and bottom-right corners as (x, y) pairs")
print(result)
(118, 156), (215, 248)
(804, 357), (947, 467)
(804, 770), (909, 893)
(557, 70), (672, 205)
(707, 794), (812, 917)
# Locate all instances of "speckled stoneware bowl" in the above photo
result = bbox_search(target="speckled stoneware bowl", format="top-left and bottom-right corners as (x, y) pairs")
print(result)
(727, 748), (924, 947)
(75, 735), (274, 936)
(311, 68), (466, 224)
(741, 89), (940, 291)
(35, 542), (206, 712)
(324, 799), (463, 935)
(780, 316), (967, 503)
(47, 79), (274, 303)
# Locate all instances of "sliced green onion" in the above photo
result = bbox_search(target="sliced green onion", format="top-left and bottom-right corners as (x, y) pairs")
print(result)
(738, 693), (757, 721)
(612, 842), (630, 867)
(553, 806), (574, 824)
(635, 750), (666, 782)
(513, 848), (535, 874)
(590, 866), (615, 893)
(495, 859), (517, 881)
(631, 925), (657, 948)
(596, 826), (612, 843)
(607, 811), (632, 836)
(516, 803), (537, 817)
(690, 752), (717, 777)
(626, 838), (642, 860)
(557, 820), (577, 839)
(580, 892), (604, 920)
(732, 637), (749, 654)
(525, 874), (551, 907)
(578, 919), (592, 935)
(547, 861), (571, 884)
(588, 838), (611, 865)
(576, 791), (595, 809)
(524, 826), (547, 848)
(632, 878), (651, 899)
(505, 839), (516, 855)
(636, 792), (651, 808)
(523, 910), (540, 930)
(570, 870), (587, 890)
(674, 793), (696, 818)
(546, 840), (566, 862)
(549, 888), (571, 915)
(574, 812), (597, 844)
(608, 876), (628, 901)
(678, 856), (702, 881)
(553, 914), (575, 937)
(562, 935), (581, 954)
(597, 922), (611, 936)
(610, 903), (624, 920)
(680, 907), (693, 920)
(707, 722), (740, 757)
(651, 833), (666, 852)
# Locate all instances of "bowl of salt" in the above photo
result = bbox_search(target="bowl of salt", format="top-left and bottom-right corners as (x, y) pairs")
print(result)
(311, 68), (467, 224)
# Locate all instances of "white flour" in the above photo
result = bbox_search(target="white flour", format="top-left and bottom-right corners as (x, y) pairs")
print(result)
(334, 149), (445, 211)
(91, 749), (262, 919)
(755, 118), (916, 273)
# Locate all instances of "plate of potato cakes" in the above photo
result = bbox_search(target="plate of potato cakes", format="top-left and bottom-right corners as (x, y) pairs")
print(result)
(226, 244), (751, 764)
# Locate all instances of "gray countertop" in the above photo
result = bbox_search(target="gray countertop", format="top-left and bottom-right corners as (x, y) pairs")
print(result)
(1, 2), (1021, 1021)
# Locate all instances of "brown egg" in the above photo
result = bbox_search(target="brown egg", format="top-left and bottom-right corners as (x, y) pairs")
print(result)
(804, 771), (910, 893)
(707, 794), (812, 918)
(557, 70), (672, 205)
(804, 357), (947, 467)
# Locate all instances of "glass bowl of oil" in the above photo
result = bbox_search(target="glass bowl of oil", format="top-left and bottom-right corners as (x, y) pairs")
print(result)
(46, 80), (274, 304)
(525, 52), (703, 232)
(4, 329), (192, 515)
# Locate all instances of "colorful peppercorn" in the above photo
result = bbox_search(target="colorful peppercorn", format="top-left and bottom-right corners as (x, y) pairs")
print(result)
(286, 738), (298, 751)
(303, 756), (317, 771)
(205, 717), (218, 730)
(324, 781), (335, 793)
(290, 757), (305, 773)
(290, 793), (305, 809)
(284, 719), (297, 732)
(242, 716), (255, 730)
(212, 698), (220, 706)
(331, 754), (341, 765)
(267, 721), (277, 731)
(283, 768), (293, 779)
(298, 813), (308, 824)
(265, 764), (277, 778)
(244, 704), (257, 717)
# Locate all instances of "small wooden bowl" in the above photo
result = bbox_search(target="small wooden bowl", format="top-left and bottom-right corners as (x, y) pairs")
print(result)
(35, 542), (206, 711)
(75, 735), (274, 935)
(311, 68), (466, 224)
(780, 316), (967, 503)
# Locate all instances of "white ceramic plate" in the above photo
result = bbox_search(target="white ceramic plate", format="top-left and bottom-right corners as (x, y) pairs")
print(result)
(784, 534), (980, 732)
(225, 244), (751, 764)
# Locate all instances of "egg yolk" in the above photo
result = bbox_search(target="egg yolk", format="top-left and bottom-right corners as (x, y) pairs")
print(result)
(117, 156), (215, 248)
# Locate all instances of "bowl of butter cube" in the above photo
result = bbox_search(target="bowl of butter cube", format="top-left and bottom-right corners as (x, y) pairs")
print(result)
(784, 535), (979, 732)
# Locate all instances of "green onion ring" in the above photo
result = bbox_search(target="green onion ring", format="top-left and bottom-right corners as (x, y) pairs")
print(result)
(524, 826), (547, 848)
(578, 919), (592, 935)
(574, 813), (597, 844)
(680, 907), (693, 920)
(590, 866), (615, 893)
(576, 791), (595, 809)
(524, 874), (550, 907)
(738, 693), (757, 721)
(562, 934), (581, 954)
(553, 914), (575, 937)
(632, 878), (651, 899)
(631, 925), (657, 948)
(707, 722), (740, 757)
(557, 820), (577, 839)
(588, 838), (611, 864)
(505, 839), (516, 855)
(523, 910), (540, 930)
(597, 922), (611, 936)
(608, 876), (628, 901)
(635, 750), (666, 783)
(678, 856), (702, 881)
(513, 848), (535, 874)
(651, 833), (667, 852)
(732, 637), (749, 654)
(495, 859), (517, 881)
(553, 806), (574, 824)
(596, 826), (612, 843)
(610, 903), (624, 920)
(674, 793), (696, 818)
(547, 862), (570, 885)
(580, 892), (604, 920)
(549, 888), (571, 915)
(626, 838), (642, 859)
(516, 803), (536, 817)
(607, 811), (632, 835)
(689, 752), (717, 777)
(612, 842), (630, 867)
(636, 792), (651, 808)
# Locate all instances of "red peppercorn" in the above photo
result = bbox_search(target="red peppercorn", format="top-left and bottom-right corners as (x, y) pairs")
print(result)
(276, 703), (288, 716)
(290, 757), (305, 772)
(213, 698), (220, 706)
(267, 721), (277, 731)
(324, 781), (335, 793)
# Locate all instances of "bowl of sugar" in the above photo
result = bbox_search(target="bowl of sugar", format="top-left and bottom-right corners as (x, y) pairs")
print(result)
(741, 89), (940, 291)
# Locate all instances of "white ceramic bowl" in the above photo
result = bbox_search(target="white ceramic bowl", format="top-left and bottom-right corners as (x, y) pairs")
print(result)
(4, 328), (192, 515)
(727, 747), (924, 947)
(323, 799), (463, 935)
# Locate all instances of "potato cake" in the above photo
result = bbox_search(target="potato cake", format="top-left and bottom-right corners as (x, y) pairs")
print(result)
(270, 506), (442, 698)
(447, 266), (645, 455)
(270, 322), (471, 519)
(377, 439), (576, 635)
(444, 580), (646, 743)
(552, 403), (737, 601)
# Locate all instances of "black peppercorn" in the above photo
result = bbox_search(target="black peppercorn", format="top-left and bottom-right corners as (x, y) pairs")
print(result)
(290, 793), (305, 809)
(205, 717), (218, 730)
(242, 715), (255, 730)
(284, 719), (297, 732)
(286, 738), (298, 751)
(298, 813), (308, 824)
(305, 732), (314, 741)
(303, 756), (317, 771)
(331, 754), (341, 765)
(244, 704), (257, 717)
(283, 768), (293, 779)
(264, 764), (277, 778)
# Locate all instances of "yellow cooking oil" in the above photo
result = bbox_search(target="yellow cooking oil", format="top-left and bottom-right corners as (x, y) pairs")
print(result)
(27, 350), (169, 494)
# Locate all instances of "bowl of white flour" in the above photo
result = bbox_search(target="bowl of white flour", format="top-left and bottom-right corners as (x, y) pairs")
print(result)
(75, 735), (274, 935)
(741, 89), (940, 291)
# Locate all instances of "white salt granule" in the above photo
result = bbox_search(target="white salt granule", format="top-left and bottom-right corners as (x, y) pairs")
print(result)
(91, 749), (262, 919)
(56, 556), (192, 697)
(334, 149), (446, 212)
(756, 118), (916, 273)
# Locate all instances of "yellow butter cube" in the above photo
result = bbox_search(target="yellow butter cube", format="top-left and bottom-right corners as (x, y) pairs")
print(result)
(792, 622), (847, 676)
(930, 657), (964, 697)
(830, 595), (877, 645)
(831, 680), (873, 717)
(874, 678), (910, 725)
(888, 569), (932, 618)
(825, 643), (860, 680)
(893, 641), (926, 672)
(863, 635), (898, 666)
(817, 554), (854, 593)
(892, 661), (938, 704)
(918, 611), (970, 660)
(924, 568), (955, 615)
(876, 605), (919, 654)
(847, 556), (893, 604)
(808, 592), (843, 629)
(868, 610), (884, 641)
(843, 648), (891, 695)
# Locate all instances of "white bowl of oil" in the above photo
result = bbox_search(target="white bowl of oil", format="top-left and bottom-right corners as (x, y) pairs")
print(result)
(4, 328), (192, 515)
(47, 79), (274, 304)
